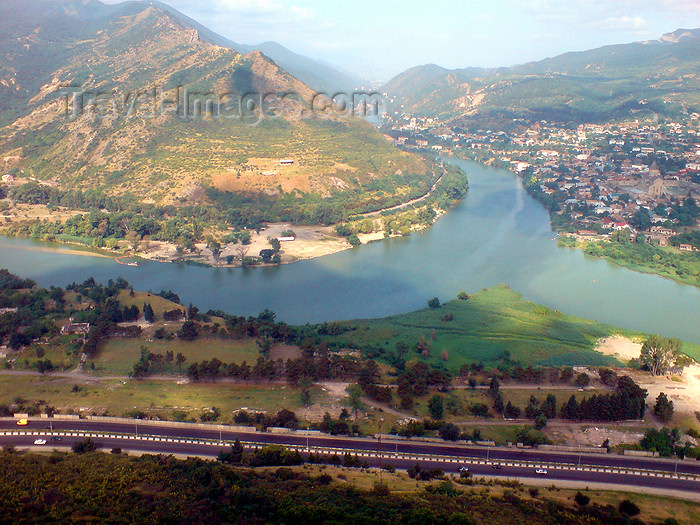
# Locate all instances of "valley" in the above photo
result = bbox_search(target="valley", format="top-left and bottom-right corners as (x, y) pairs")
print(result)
(1, 1), (700, 521)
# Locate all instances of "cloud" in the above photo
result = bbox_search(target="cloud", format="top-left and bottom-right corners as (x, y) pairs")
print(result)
(591, 15), (648, 31)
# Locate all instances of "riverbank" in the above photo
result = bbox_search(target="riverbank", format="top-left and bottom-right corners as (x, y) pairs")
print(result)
(456, 153), (700, 289)
(558, 234), (700, 289)
(0, 163), (464, 268)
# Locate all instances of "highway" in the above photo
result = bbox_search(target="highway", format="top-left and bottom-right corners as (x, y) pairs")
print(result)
(2, 418), (700, 496)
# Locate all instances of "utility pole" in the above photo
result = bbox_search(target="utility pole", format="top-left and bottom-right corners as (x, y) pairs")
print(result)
(378, 418), (384, 484)
(578, 445), (582, 467)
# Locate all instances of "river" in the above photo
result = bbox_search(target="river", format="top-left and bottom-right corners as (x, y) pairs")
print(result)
(1, 158), (699, 342)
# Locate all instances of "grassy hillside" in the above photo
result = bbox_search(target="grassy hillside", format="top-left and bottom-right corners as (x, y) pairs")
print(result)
(327, 285), (640, 370)
(0, 2), (427, 209)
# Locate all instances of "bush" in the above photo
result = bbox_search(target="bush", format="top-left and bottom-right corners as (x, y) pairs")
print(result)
(574, 492), (590, 506)
(618, 499), (640, 516)
(71, 438), (97, 454)
(249, 445), (303, 467)
(427, 297), (441, 309)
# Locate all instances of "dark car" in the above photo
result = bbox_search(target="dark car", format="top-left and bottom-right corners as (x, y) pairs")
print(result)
(50, 436), (62, 441)
(491, 464), (503, 469)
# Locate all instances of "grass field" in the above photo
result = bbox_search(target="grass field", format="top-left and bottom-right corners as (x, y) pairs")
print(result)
(117, 290), (186, 316)
(329, 285), (635, 371)
(0, 376), (328, 421)
(95, 337), (260, 375)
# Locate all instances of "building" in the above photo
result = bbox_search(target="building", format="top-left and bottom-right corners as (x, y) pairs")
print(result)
(61, 323), (91, 335)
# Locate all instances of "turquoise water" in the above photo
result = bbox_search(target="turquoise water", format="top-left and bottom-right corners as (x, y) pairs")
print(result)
(1, 158), (698, 342)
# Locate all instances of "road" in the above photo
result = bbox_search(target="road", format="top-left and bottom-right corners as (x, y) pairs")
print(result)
(2, 418), (699, 497)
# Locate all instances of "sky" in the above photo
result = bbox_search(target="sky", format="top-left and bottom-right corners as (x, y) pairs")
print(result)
(106, 0), (700, 81)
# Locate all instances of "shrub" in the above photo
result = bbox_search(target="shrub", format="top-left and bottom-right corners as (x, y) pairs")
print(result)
(71, 438), (97, 454)
(618, 499), (640, 516)
(574, 492), (590, 506)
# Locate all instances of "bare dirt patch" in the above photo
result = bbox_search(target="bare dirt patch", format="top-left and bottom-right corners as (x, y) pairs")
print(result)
(269, 344), (301, 362)
(595, 335), (642, 363)
(221, 223), (351, 263)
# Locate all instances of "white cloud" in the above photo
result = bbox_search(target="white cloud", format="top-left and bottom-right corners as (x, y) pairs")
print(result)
(591, 15), (648, 31)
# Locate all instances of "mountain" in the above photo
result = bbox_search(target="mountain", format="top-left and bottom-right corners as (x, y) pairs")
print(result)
(382, 28), (700, 124)
(246, 41), (362, 95)
(127, 1), (362, 94)
(0, 1), (426, 206)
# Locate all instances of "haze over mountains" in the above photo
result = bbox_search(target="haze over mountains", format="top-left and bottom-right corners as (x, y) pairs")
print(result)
(382, 28), (700, 125)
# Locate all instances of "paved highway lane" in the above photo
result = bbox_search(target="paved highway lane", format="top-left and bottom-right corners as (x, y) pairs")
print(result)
(2, 432), (700, 496)
(4, 419), (699, 477)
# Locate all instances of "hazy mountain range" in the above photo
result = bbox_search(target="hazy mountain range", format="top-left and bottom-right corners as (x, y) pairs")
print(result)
(381, 28), (700, 125)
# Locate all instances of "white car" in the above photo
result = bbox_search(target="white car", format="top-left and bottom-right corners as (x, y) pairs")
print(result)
(459, 466), (469, 473)
(33, 439), (47, 445)
(535, 469), (548, 475)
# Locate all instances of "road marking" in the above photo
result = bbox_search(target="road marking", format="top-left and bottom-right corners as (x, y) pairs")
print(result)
(0, 430), (697, 482)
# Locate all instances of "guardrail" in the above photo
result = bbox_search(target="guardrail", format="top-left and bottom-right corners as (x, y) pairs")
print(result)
(2, 429), (698, 483)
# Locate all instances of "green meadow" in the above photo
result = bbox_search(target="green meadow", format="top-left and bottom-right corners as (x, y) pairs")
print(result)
(328, 285), (656, 370)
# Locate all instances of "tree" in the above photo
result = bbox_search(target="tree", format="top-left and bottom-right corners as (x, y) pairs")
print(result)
(175, 352), (186, 373)
(654, 392), (674, 422)
(574, 372), (590, 388)
(235, 245), (250, 265)
(179, 321), (199, 341)
(347, 234), (361, 246)
(630, 208), (651, 231)
(428, 395), (444, 420)
(218, 438), (244, 465)
(346, 384), (363, 420)
(259, 249), (275, 263)
(269, 238), (281, 252)
(457, 291), (470, 300)
(439, 423), (460, 441)
(186, 303), (199, 321)
(640, 335), (683, 375)
(206, 239), (222, 262)
(427, 297), (441, 309)
(534, 413), (548, 430)
(504, 401), (521, 419)
(143, 303), (155, 323)
(299, 378), (312, 406)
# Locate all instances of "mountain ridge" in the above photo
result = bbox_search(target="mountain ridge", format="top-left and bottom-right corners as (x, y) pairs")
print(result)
(0, 2), (427, 207)
(382, 27), (700, 124)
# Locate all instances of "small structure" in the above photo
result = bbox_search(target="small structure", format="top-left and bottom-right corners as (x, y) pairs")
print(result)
(679, 244), (698, 252)
(1, 174), (14, 183)
(277, 236), (295, 242)
(61, 322), (90, 335)
(279, 159), (295, 166)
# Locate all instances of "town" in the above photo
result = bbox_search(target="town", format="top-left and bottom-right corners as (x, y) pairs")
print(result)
(385, 113), (700, 250)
